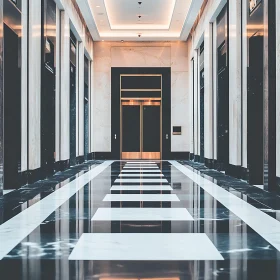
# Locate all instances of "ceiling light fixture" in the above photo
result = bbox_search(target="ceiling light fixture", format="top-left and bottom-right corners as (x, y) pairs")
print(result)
(138, 1), (142, 23)
(121, 40), (124, 42)
(96, 5), (100, 8)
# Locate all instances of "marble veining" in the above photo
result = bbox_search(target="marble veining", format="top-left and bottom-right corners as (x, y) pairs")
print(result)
(69, 233), (224, 260)
(92, 208), (194, 221)
(103, 193), (180, 201)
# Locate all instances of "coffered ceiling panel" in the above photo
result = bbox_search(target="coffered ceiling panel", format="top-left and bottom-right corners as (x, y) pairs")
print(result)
(77, 0), (204, 41)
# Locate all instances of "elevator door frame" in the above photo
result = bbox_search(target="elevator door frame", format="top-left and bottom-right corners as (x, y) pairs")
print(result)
(121, 100), (162, 160)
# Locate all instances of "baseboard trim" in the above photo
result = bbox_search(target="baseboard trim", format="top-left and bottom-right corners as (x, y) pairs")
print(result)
(76, 155), (84, 164)
(205, 158), (215, 169)
(194, 155), (200, 162)
(54, 160), (70, 172)
(170, 152), (190, 160)
(93, 152), (115, 160)
(226, 164), (248, 180)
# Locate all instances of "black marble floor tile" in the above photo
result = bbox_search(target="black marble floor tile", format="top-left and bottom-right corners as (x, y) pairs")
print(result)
(1, 160), (280, 280)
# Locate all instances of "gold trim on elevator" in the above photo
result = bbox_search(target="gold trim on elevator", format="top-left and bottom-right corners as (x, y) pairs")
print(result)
(120, 74), (162, 160)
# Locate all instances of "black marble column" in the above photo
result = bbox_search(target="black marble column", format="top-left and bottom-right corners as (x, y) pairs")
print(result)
(0, 0), (3, 196)
(263, 0), (276, 191)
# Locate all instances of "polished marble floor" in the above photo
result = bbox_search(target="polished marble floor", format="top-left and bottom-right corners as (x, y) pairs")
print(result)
(1, 160), (280, 279)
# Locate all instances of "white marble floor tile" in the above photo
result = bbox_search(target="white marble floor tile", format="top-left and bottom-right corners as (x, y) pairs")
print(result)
(103, 194), (179, 201)
(3, 189), (15, 195)
(118, 174), (164, 177)
(68, 233), (223, 260)
(121, 170), (161, 173)
(92, 208), (193, 221)
(169, 160), (280, 253)
(127, 162), (156, 164)
(0, 161), (114, 260)
(115, 178), (168, 183)
(123, 166), (159, 169)
(110, 185), (173, 191)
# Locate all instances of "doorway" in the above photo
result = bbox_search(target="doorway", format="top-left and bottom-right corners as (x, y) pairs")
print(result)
(199, 42), (205, 163)
(121, 100), (161, 160)
(111, 68), (171, 160)
(247, 0), (264, 184)
(84, 56), (89, 160)
(41, 0), (56, 177)
(3, 0), (22, 189)
(70, 31), (77, 166)
(216, 5), (229, 170)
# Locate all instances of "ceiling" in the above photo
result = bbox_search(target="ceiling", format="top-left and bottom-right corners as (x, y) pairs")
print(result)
(77, 0), (204, 41)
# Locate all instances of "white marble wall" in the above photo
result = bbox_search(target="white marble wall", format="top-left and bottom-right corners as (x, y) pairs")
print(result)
(60, 11), (70, 161)
(21, 0), (28, 171)
(204, 23), (214, 159)
(93, 41), (189, 153)
(276, 0), (280, 178)
(242, 0), (248, 168)
(55, 6), (61, 162)
(78, 42), (85, 156)
(228, 0), (242, 166)
(193, 50), (199, 156)
(55, 0), (94, 161)
(28, 0), (42, 170)
(187, 0), (245, 166)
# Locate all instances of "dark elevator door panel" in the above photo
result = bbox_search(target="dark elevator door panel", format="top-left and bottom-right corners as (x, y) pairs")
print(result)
(143, 106), (160, 152)
(4, 24), (21, 188)
(122, 106), (140, 152)
(247, 0), (264, 184)
(248, 34), (264, 183)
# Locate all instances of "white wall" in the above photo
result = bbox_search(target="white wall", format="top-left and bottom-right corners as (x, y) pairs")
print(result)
(187, 0), (245, 167)
(93, 41), (190, 154)
(228, 0), (242, 166)
(28, 0), (42, 170)
(20, 0), (95, 167)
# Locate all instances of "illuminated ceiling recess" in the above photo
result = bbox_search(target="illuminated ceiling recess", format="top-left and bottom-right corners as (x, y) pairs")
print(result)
(76, 0), (205, 41)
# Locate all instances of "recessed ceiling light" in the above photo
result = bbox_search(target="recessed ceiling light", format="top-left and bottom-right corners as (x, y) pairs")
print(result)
(96, 5), (100, 8)
(121, 40), (124, 43)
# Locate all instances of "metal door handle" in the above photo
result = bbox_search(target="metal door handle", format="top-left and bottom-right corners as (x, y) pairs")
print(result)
(166, 134), (169, 140)
(115, 134), (117, 139)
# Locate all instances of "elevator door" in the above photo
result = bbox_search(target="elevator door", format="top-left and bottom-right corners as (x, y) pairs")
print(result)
(3, 24), (21, 188)
(122, 101), (161, 160)
(216, 5), (229, 170)
(247, 0), (264, 184)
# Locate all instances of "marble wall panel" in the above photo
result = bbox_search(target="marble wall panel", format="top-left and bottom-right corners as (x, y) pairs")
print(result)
(93, 71), (111, 152)
(171, 41), (189, 72)
(228, 0), (242, 166)
(193, 50), (199, 156)
(21, 0), (28, 171)
(204, 24), (214, 160)
(28, 0), (42, 170)
(60, 12), (70, 161)
(93, 42), (190, 153)
(188, 41), (194, 155)
(90, 60), (94, 153)
(55, 6), (61, 162)
(111, 46), (171, 68)
(78, 42), (84, 156)
(242, 0), (248, 168)
(171, 71), (189, 152)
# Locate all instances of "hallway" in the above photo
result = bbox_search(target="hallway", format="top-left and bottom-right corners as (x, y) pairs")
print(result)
(1, 160), (279, 279)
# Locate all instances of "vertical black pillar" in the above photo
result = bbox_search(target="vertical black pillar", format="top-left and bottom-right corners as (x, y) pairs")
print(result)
(263, 0), (276, 191)
(0, 0), (3, 195)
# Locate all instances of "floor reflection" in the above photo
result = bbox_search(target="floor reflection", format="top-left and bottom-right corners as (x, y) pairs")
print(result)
(0, 161), (280, 279)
